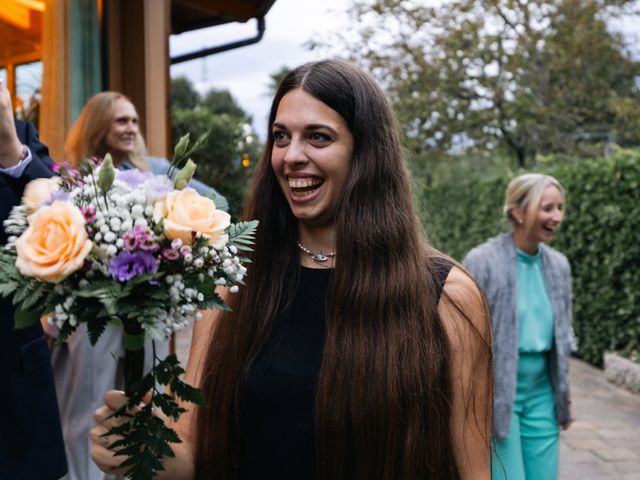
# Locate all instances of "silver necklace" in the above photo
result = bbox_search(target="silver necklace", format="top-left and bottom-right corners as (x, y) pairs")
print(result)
(296, 241), (336, 263)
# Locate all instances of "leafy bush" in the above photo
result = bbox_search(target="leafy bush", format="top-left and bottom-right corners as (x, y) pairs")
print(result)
(170, 77), (262, 221)
(172, 109), (251, 220)
(420, 149), (640, 366)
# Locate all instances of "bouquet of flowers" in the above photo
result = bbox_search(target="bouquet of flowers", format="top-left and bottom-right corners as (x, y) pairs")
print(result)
(0, 134), (257, 478)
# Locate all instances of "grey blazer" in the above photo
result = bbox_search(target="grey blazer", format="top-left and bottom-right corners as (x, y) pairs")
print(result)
(463, 232), (573, 439)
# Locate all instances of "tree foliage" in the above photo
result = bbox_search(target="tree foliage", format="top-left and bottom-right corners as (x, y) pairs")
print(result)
(170, 77), (260, 219)
(171, 77), (199, 110)
(201, 88), (250, 120)
(266, 65), (292, 96)
(314, 0), (640, 172)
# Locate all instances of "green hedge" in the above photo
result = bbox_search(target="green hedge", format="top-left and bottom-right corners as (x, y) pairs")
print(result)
(420, 149), (640, 366)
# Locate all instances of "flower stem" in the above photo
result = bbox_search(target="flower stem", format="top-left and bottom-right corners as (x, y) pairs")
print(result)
(123, 320), (145, 397)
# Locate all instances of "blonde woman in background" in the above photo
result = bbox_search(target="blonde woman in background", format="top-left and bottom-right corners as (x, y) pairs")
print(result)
(65, 91), (216, 194)
(464, 174), (574, 480)
(51, 91), (219, 480)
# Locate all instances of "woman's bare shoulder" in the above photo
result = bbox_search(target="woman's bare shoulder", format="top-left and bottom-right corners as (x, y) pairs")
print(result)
(438, 266), (492, 479)
(438, 266), (490, 345)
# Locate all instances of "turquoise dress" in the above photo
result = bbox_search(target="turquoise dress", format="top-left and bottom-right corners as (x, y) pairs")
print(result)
(492, 248), (560, 480)
(516, 248), (554, 353)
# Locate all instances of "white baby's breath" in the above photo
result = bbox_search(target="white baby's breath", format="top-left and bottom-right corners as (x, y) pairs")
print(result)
(3, 159), (254, 371)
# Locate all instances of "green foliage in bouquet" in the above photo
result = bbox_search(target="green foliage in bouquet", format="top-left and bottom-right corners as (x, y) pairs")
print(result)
(105, 355), (205, 479)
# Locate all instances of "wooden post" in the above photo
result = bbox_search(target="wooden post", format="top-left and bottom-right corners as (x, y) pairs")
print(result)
(105, 0), (170, 160)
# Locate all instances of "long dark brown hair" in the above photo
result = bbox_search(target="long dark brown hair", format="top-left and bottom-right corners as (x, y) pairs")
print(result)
(195, 59), (490, 479)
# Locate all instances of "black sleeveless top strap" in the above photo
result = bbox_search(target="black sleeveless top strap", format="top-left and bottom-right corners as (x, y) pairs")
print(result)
(432, 256), (454, 304)
(239, 259), (453, 479)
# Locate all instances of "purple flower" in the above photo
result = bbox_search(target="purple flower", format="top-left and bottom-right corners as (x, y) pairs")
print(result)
(108, 251), (158, 282)
(51, 161), (70, 173)
(122, 225), (144, 251)
(122, 225), (159, 252)
(140, 237), (160, 252)
(144, 176), (173, 200)
(80, 206), (96, 222)
(161, 248), (180, 261)
(117, 169), (153, 189)
(179, 245), (192, 256)
(53, 161), (85, 188)
(123, 235), (141, 251)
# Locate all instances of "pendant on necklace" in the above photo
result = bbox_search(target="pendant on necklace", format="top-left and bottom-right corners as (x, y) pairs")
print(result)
(312, 252), (329, 262)
(297, 241), (335, 263)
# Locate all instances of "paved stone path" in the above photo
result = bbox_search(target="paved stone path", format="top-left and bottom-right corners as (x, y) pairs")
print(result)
(560, 358), (640, 480)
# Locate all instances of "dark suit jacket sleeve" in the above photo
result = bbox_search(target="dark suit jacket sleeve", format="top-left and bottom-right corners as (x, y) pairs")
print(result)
(14, 119), (55, 181)
(0, 121), (68, 478)
(1, 121), (55, 221)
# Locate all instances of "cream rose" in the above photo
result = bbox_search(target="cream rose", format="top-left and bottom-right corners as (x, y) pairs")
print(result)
(22, 177), (61, 211)
(153, 188), (231, 248)
(15, 200), (93, 283)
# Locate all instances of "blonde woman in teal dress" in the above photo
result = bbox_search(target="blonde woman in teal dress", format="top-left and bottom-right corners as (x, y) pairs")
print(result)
(464, 174), (574, 480)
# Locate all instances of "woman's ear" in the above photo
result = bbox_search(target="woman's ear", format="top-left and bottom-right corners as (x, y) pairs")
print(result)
(510, 208), (524, 225)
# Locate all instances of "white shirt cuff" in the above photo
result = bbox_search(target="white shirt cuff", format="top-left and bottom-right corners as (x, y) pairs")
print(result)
(0, 146), (33, 177)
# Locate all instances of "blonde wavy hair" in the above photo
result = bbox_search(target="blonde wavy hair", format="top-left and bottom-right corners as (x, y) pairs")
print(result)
(504, 173), (564, 230)
(64, 91), (148, 170)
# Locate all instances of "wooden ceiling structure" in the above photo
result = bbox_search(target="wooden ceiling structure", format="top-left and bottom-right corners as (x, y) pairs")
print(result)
(171, 0), (276, 34)
(0, 0), (44, 110)
(0, 0), (43, 61)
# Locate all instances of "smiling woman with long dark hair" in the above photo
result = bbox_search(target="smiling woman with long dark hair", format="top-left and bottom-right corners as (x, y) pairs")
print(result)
(91, 59), (492, 480)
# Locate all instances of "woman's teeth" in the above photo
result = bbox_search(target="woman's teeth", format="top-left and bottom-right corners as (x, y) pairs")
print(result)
(288, 177), (322, 188)
(288, 177), (324, 197)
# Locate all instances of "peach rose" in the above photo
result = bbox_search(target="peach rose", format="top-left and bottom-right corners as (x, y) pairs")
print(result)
(15, 200), (93, 283)
(22, 177), (61, 211)
(153, 188), (230, 248)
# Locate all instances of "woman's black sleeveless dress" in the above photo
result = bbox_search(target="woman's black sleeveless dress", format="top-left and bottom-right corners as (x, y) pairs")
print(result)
(238, 261), (452, 479)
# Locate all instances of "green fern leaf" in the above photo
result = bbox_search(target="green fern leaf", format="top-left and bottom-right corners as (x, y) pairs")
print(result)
(228, 220), (259, 247)
(0, 280), (19, 298)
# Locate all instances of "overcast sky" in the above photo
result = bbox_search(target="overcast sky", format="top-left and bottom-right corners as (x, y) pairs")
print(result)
(170, 0), (640, 142)
(169, 0), (350, 141)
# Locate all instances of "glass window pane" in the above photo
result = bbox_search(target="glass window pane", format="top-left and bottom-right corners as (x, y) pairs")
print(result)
(0, 68), (7, 85)
(15, 60), (42, 128)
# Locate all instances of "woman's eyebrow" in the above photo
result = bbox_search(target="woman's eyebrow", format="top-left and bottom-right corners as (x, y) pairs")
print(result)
(305, 123), (337, 133)
(272, 122), (337, 133)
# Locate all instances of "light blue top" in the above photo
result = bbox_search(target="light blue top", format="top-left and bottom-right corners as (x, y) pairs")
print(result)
(516, 248), (554, 353)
